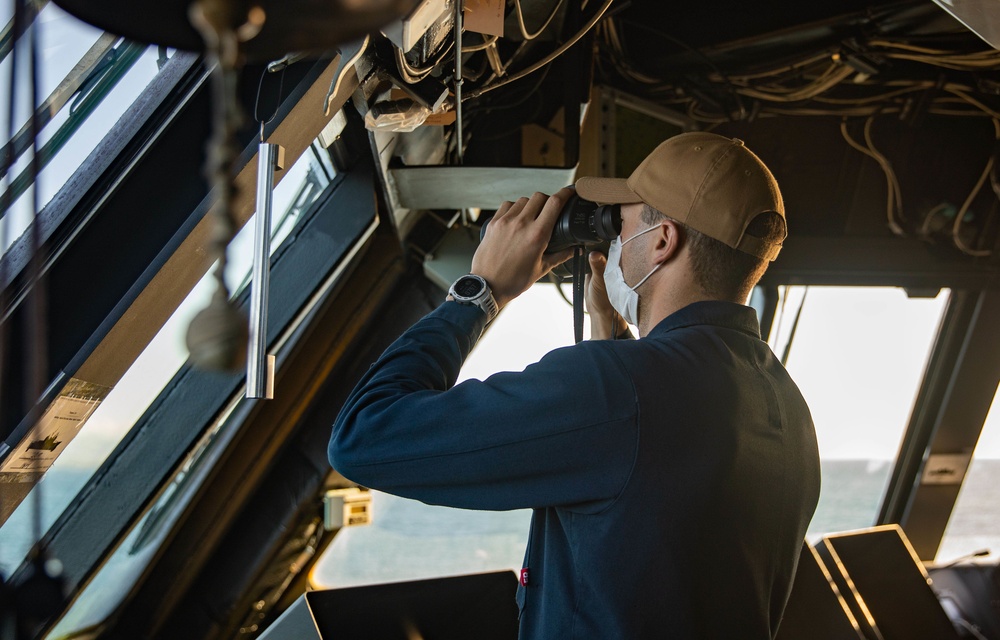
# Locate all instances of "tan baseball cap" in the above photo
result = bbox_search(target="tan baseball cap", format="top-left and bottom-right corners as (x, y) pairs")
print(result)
(575, 132), (786, 261)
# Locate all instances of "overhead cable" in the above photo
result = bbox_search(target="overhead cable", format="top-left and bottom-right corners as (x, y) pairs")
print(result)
(513, 0), (565, 41)
(464, 0), (615, 101)
(394, 41), (453, 84)
(462, 33), (497, 52)
(736, 63), (855, 103)
(952, 118), (1000, 256)
(840, 119), (904, 236)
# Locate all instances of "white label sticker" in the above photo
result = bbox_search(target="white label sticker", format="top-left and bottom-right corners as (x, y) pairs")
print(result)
(0, 379), (110, 475)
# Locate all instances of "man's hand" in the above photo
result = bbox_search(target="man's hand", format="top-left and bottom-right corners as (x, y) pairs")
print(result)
(471, 189), (575, 309)
(585, 251), (627, 340)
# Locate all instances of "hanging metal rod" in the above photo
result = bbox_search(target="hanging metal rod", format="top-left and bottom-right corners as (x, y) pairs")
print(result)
(247, 142), (283, 399)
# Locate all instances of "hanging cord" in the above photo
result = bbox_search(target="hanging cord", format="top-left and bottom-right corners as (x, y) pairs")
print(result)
(952, 118), (1000, 257)
(567, 250), (629, 341)
(24, 0), (47, 553)
(862, 116), (905, 227)
(840, 118), (904, 236)
(254, 64), (286, 142)
(4, 0), (69, 633)
(573, 247), (585, 343)
(202, 25), (239, 302)
(184, 1), (264, 371)
(0, 18), (19, 586)
(557, 251), (623, 341)
(555, 277), (573, 306)
(0, 0), (20, 441)
(0, 0), (52, 558)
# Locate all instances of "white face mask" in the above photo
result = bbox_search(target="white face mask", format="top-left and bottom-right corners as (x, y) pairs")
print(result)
(604, 225), (662, 326)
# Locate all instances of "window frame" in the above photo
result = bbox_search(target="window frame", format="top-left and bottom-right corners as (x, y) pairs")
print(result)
(3, 53), (351, 590)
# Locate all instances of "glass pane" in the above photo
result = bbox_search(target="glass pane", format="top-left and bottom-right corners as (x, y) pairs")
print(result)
(768, 287), (950, 540)
(0, 3), (104, 108)
(31, 45), (162, 210)
(937, 385), (1000, 562)
(310, 284), (581, 589)
(43, 150), (347, 638)
(2, 3), (167, 256)
(43, 383), (243, 639)
(0, 143), (332, 574)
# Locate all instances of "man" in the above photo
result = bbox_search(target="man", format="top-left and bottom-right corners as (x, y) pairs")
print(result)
(329, 132), (820, 639)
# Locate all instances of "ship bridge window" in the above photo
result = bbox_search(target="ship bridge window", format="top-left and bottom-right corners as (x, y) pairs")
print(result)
(766, 286), (951, 541)
(1, 2), (167, 254)
(938, 386), (1000, 562)
(310, 284), (954, 586)
(0, 141), (334, 574)
(310, 284), (584, 589)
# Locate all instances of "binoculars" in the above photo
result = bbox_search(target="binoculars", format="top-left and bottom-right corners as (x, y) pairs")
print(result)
(480, 191), (622, 254)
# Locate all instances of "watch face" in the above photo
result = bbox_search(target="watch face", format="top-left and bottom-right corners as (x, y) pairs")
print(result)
(454, 276), (484, 298)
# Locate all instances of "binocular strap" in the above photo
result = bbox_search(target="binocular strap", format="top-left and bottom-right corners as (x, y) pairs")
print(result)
(573, 247), (586, 344)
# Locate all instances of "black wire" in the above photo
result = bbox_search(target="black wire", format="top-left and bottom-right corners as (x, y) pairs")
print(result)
(464, 63), (554, 118)
(617, 18), (747, 119)
(573, 247), (585, 344)
(254, 66), (286, 131)
(975, 197), (1000, 253)
(465, 64), (555, 143)
(549, 272), (573, 306)
(594, 23), (707, 110)
(461, 39), (540, 112)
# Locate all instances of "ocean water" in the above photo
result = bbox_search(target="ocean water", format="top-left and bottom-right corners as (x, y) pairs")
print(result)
(808, 459), (895, 539)
(314, 458), (1000, 586)
(2, 460), (998, 586)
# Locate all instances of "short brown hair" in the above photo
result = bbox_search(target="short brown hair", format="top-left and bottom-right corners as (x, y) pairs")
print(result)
(642, 204), (786, 302)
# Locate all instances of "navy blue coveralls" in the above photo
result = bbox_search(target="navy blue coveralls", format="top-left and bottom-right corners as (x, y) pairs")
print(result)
(329, 299), (821, 639)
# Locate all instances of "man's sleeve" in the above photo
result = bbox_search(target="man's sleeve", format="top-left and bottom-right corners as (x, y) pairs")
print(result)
(328, 301), (639, 513)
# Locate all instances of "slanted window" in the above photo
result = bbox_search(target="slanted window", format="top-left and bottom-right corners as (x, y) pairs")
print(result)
(0, 142), (334, 573)
(766, 286), (950, 540)
(1, 3), (166, 254)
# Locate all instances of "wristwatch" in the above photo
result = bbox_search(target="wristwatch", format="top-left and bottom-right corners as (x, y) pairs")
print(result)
(448, 274), (499, 323)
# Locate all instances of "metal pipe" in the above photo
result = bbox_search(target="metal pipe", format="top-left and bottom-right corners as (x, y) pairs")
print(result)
(247, 142), (280, 398)
(453, 0), (463, 164)
(454, 0), (469, 226)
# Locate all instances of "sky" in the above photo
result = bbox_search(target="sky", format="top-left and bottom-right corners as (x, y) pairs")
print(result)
(464, 284), (1000, 461)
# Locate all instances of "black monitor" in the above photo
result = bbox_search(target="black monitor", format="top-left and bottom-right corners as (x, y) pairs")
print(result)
(776, 541), (865, 640)
(259, 570), (519, 640)
(816, 525), (961, 640)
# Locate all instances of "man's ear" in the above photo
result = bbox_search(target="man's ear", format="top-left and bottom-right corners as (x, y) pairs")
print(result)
(650, 219), (683, 265)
